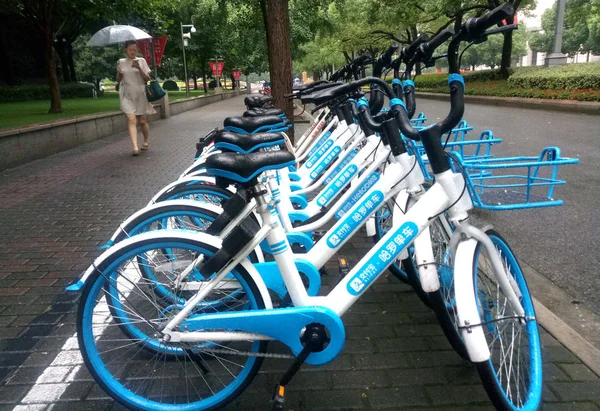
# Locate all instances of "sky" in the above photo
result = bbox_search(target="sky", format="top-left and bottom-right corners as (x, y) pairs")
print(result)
(521, 0), (555, 29)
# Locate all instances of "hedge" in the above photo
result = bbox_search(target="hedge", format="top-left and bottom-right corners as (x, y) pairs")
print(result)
(0, 83), (97, 102)
(416, 80), (600, 101)
(405, 63), (600, 91)
(162, 79), (179, 91)
(507, 63), (600, 89)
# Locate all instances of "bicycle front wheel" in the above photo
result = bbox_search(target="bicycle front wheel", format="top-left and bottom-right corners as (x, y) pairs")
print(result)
(471, 229), (543, 411)
(77, 235), (268, 411)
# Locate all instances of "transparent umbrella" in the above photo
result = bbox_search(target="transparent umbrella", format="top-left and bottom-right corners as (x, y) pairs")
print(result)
(87, 25), (151, 47)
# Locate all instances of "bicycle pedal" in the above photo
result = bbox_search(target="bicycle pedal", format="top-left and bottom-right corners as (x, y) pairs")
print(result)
(270, 384), (286, 411)
(337, 257), (350, 276)
(337, 257), (351, 283)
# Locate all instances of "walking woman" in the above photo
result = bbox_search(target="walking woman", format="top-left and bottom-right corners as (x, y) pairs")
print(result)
(116, 40), (155, 156)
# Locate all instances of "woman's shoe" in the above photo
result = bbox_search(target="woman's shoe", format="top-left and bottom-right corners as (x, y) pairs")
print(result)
(141, 142), (149, 151)
(132, 149), (140, 156)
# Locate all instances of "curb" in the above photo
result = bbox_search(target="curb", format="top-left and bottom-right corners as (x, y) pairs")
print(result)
(416, 92), (600, 116)
(534, 298), (600, 377)
(522, 260), (600, 377)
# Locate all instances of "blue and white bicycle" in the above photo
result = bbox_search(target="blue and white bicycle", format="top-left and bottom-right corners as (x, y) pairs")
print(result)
(69, 4), (565, 410)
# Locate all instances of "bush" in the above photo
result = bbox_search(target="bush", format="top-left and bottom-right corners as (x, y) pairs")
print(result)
(162, 79), (179, 91)
(407, 69), (515, 89)
(208, 79), (217, 89)
(507, 63), (600, 90)
(0, 82), (97, 102)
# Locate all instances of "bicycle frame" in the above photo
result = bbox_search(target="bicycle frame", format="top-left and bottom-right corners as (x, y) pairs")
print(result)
(157, 164), (526, 366)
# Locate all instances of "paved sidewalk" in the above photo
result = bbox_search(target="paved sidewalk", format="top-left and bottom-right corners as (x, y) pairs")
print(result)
(0, 96), (599, 410)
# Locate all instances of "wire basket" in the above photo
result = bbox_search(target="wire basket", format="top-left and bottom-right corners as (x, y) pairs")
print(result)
(453, 147), (579, 210)
(410, 112), (427, 127)
(407, 128), (502, 183)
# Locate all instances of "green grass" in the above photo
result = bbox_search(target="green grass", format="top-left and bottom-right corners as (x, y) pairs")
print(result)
(168, 89), (214, 100)
(0, 94), (121, 131)
(0, 89), (224, 130)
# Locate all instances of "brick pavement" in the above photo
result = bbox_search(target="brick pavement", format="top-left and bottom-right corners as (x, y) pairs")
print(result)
(0, 96), (599, 410)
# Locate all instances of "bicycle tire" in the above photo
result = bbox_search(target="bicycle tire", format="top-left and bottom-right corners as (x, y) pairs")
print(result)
(472, 229), (543, 411)
(154, 182), (233, 206)
(78, 234), (268, 411)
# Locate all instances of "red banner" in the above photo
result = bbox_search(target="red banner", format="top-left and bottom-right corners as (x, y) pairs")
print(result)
(209, 61), (225, 76)
(153, 35), (168, 66)
(137, 36), (168, 67)
(232, 70), (242, 80)
(138, 39), (153, 65)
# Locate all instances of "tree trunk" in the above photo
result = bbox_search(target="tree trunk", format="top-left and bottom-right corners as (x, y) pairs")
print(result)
(44, 28), (62, 113)
(54, 41), (71, 82)
(266, 0), (294, 141)
(0, 22), (16, 85)
(202, 73), (208, 93)
(410, 25), (422, 76)
(500, 30), (513, 78)
(193, 76), (198, 90)
(587, 51), (590, 62)
(66, 41), (77, 82)
(313, 71), (319, 81)
(260, 0), (273, 71)
(499, 1), (518, 78)
(231, 75), (236, 90)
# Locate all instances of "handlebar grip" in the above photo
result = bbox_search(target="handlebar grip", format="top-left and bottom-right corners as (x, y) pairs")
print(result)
(391, 78), (403, 99)
(420, 26), (455, 58)
(402, 79), (416, 119)
(401, 34), (430, 60)
(357, 101), (383, 132)
(465, 2), (514, 38)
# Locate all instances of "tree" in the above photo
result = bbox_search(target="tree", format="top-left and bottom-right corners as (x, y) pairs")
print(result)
(72, 34), (121, 90)
(264, 0), (294, 140)
(529, 0), (600, 57)
(17, 0), (63, 113)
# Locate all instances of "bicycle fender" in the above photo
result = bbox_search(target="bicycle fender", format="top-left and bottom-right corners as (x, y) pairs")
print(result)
(454, 238), (490, 362)
(67, 232), (273, 310)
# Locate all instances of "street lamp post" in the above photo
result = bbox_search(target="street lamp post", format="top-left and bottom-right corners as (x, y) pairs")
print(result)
(545, 0), (568, 66)
(180, 23), (196, 97)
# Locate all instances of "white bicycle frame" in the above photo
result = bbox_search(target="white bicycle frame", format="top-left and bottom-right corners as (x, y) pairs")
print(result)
(157, 163), (526, 364)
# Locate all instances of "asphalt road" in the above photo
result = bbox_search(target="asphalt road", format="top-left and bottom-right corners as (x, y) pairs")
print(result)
(416, 98), (599, 313)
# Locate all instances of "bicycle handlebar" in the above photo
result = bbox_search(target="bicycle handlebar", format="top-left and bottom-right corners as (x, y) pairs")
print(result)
(465, 2), (514, 39)
(400, 34), (430, 62)
(419, 26), (455, 62)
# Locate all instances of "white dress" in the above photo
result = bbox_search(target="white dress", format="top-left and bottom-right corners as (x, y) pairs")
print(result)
(118, 57), (156, 116)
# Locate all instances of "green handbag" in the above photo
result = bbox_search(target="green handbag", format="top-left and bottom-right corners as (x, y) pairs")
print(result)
(146, 79), (166, 102)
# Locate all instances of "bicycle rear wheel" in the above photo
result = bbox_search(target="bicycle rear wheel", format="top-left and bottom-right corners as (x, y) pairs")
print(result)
(77, 235), (268, 411)
(471, 229), (543, 411)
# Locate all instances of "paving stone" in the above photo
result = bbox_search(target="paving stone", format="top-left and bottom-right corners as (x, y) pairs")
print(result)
(426, 384), (489, 405)
(374, 337), (429, 353)
(331, 369), (390, 389)
(544, 346), (583, 364)
(353, 353), (411, 370)
(0, 384), (30, 404)
(542, 403), (600, 411)
(48, 400), (114, 411)
(302, 389), (366, 410)
(385, 367), (446, 386)
(346, 325), (396, 340)
(549, 382), (600, 402)
(343, 338), (375, 354)
(367, 387), (430, 408)
(406, 350), (467, 368)
(559, 364), (600, 381)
